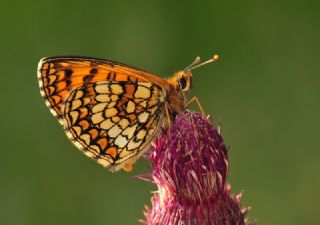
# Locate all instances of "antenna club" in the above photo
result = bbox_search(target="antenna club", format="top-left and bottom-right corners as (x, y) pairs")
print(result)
(212, 54), (220, 61)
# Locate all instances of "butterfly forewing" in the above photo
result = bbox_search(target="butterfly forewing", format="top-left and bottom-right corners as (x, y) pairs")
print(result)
(38, 56), (167, 119)
(38, 57), (167, 171)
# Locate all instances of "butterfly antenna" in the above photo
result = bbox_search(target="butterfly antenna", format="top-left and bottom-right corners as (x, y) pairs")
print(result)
(184, 56), (201, 72)
(188, 54), (220, 71)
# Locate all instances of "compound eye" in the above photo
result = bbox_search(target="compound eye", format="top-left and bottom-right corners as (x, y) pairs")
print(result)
(178, 77), (187, 90)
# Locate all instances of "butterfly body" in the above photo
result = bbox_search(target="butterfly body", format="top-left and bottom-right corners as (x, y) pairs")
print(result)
(38, 56), (194, 171)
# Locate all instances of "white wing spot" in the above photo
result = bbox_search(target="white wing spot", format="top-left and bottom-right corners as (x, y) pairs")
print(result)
(95, 84), (110, 94)
(138, 112), (150, 123)
(112, 116), (120, 123)
(91, 112), (104, 124)
(72, 126), (82, 136)
(108, 125), (122, 138)
(122, 125), (137, 139)
(100, 119), (114, 130)
(134, 86), (151, 98)
(139, 100), (147, 108)
(71, 99), (82, 110)
(127, 139), (143, 150)
(111, 84), (124, 94)
(114, 135), (128, 148)
(126, 101), (135, 113)
(69, 111), (79, 125)
(119, 118), (129, 129)
(95, 94), (111, 102)
(74, 90), (84, 100)
(104, 108), (118, 118)
(138, 82), (152, 88)
(137, 129), (146, 140)
(92, 103), (107, 113)
(111, 95), (118, 101)
(80, 134), (91, 145)
(107, 102), (116, 108)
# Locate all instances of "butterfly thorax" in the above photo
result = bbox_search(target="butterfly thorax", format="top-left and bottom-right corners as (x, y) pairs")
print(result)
(165, 70), (191, 116)
(167, 86), (186, 111)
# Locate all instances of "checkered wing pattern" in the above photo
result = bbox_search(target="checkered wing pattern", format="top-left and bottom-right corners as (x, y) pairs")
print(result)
(38, 57), (167, 171)
(63, 81), (165, 171)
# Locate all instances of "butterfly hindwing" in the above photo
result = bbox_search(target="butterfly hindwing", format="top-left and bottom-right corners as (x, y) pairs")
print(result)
(62, 80), (165, 171)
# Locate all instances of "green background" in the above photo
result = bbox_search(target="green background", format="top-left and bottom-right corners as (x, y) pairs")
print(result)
(0, 1), (319, 225)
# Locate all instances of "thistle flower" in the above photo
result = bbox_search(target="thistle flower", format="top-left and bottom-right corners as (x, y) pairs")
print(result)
(141, 110), (254, 225)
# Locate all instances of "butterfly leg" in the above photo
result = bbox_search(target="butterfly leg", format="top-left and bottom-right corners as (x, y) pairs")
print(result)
(185, 96), (206, 116)
(165, 102), (172, 129)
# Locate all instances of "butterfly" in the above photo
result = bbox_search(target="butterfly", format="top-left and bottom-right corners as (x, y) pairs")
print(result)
(37, 55), (219, 172)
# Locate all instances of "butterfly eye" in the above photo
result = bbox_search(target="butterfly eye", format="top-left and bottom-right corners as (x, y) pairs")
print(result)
(178, 77), (188, 91)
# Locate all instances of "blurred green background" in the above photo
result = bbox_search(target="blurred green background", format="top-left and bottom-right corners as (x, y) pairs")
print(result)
(1, 1), (319, 225)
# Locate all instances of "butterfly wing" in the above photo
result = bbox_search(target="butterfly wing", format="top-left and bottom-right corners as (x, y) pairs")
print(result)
(37, 56), (168, 171)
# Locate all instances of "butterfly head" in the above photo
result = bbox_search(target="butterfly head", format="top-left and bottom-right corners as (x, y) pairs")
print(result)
(172, 54), (220, 93)
(174, 70), (193, 92)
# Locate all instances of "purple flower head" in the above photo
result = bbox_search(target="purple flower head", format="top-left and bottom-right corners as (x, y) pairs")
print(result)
(142, 110), (253, 225)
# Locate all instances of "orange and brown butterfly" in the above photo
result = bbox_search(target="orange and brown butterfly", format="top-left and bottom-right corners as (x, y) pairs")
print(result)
(37, 55), (219, 172)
